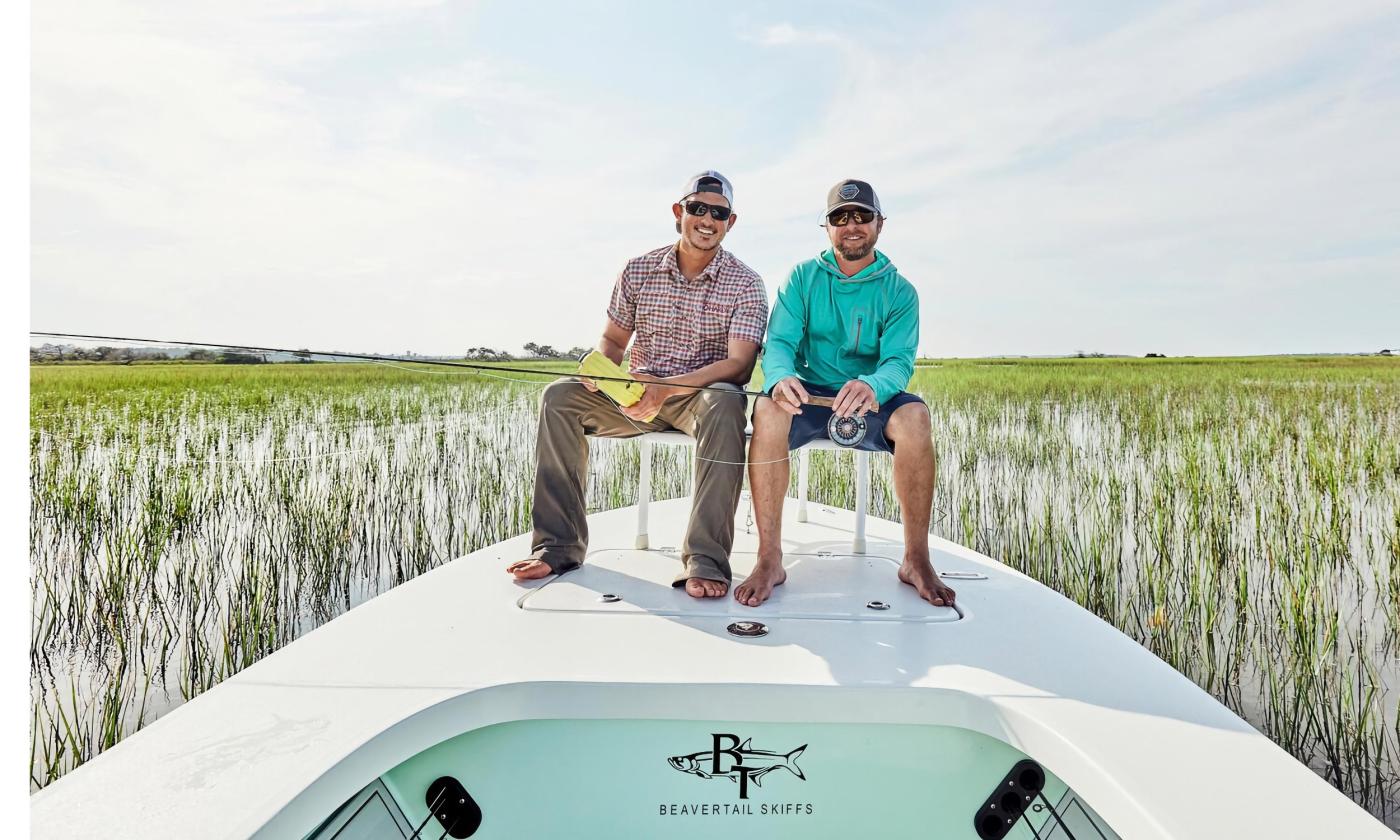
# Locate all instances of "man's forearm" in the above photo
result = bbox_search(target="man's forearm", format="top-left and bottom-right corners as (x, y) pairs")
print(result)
(662, 355), (756, 390)
(598, 334), (627, 366)
(858, 356), (914, 405)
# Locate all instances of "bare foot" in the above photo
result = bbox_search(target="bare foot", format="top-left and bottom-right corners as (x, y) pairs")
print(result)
(734, 552), (787, 607)
(898, 555), (956, 607)
(505, 559), (552, 580)
(685, 577), (729, 599)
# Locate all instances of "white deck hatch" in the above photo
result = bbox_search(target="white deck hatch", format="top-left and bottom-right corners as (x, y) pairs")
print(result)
(518, 547), (962, 622)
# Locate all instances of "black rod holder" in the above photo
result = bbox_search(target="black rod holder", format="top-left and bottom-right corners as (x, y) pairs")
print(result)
(423, 776), (482, 839)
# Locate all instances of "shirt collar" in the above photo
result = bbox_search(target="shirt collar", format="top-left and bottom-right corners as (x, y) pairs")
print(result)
(667, 245), (726, 283)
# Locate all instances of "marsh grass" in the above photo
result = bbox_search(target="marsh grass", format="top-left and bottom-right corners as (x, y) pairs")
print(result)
(28, 357), (1400, 826)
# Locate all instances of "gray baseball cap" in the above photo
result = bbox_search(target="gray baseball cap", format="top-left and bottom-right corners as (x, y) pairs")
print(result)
(680, 170), (734, 205)
(826, 178), (882, 217)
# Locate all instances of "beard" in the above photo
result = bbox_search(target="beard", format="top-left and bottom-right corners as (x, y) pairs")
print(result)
(836, 239), (875, 261)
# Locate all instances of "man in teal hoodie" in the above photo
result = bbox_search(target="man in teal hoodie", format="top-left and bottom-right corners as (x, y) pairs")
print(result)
(735, 179), (957, 609)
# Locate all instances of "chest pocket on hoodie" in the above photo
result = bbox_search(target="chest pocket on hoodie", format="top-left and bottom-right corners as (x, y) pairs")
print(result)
(848, 309), (877, 357)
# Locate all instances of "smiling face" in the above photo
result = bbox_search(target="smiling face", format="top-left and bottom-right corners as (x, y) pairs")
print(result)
(826, 206), (883, 262)
(673, 192), (735, 253)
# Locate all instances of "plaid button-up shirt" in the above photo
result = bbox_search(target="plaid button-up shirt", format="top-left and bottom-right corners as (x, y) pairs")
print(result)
(607, 245), (768, 378)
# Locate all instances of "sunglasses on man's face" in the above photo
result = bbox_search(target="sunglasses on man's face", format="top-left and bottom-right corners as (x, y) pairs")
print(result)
(683, 200), (733, 222)
(827, 208), (878, 226)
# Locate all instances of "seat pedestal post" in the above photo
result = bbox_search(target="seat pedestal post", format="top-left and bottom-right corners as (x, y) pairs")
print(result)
(853, 450), (869, 554)
(797, 449), (810, 523)
(635, 439), (652, 550)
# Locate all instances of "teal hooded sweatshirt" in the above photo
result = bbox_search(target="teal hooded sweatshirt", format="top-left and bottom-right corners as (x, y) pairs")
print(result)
(761, 249), (919, 405)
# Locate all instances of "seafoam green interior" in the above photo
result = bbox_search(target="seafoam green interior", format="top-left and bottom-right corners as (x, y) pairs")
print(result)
(374, 719), (1112, 839)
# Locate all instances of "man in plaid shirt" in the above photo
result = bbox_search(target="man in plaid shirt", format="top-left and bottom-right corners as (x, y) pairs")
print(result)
(506, 171), (768, 598)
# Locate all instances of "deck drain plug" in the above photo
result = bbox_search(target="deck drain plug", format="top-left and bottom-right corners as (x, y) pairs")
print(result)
(727, 621), (768, 638)
(866, 600), (891, 610)
(599, 593), (622, 603)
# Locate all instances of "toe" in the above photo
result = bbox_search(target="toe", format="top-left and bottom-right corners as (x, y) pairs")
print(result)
(510, 560), (549, 580)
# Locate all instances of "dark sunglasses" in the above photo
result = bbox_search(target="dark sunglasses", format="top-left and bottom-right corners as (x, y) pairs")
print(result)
(683, 200), (733, 222)
(826, 208), (878, 226)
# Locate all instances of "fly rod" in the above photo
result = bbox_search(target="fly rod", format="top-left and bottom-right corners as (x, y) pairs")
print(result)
(29, 330), (866, 412)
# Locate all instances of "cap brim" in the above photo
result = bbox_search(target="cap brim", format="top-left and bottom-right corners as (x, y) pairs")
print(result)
(826, 201), (879, 214)
(681, 188), (733, 205)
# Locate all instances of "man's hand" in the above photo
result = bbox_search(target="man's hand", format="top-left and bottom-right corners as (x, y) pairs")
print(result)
(621, 376), (670, 421)
(831, 379), (877, 418)
(770, 376), (810, 415)
(579, 377), (599, 393)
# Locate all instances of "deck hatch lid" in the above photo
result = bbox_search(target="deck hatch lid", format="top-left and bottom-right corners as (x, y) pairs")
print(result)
(518, 548), (961, 623)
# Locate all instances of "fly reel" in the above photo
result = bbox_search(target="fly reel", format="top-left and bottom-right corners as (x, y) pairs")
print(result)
(827, 413), (867, 448)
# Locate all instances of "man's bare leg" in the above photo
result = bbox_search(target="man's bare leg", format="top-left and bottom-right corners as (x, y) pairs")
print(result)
(734, 398), (792, 606)
(886, 403), (957, 607)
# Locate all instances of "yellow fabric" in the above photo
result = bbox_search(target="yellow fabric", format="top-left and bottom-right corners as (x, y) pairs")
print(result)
(577, 351), (646, 408)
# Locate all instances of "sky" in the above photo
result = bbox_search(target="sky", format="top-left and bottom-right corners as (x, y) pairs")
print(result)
(28, 0), (1400, 358)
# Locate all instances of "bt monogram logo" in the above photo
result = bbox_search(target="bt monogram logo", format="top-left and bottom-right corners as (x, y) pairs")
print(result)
(667, 734), (807, 799)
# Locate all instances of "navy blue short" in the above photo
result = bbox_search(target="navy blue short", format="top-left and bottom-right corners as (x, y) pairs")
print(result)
(764, 382), (926, 453)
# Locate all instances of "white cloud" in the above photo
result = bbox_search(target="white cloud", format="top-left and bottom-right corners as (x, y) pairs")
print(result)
(746, 22), (840, 47)
(31, 0), (686, 352)
(30, 1), (1400, 356)
(730, 1), (1400, 355)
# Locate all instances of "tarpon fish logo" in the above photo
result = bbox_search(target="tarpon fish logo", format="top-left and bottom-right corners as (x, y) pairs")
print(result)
(667, 734), (807, 799)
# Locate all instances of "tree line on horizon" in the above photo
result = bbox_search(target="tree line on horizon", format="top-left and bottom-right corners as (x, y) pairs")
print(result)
(30, 343), (265, 364)
(31, 342), (593, 364)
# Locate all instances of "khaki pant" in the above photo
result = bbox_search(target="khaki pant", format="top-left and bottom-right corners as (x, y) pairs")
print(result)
(529, 378), (748, 585)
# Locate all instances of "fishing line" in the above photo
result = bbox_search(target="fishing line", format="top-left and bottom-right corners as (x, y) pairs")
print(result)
(194, 447), (381, 466)
(33, 403), (949, 525)
(598, 387), (955, 528)
(31, 331), (896, 440)
(32, 330), (801, 464)
(369, 359), (553, 390)
(32, 330), (943, 483)
(598, 385), (793, 468)
(28, 427), (383, 466)
(30, 330), (769, 401)
(28, 412), (510, 468)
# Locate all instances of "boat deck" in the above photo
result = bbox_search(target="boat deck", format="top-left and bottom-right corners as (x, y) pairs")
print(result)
(30, 494), (1391, 838)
